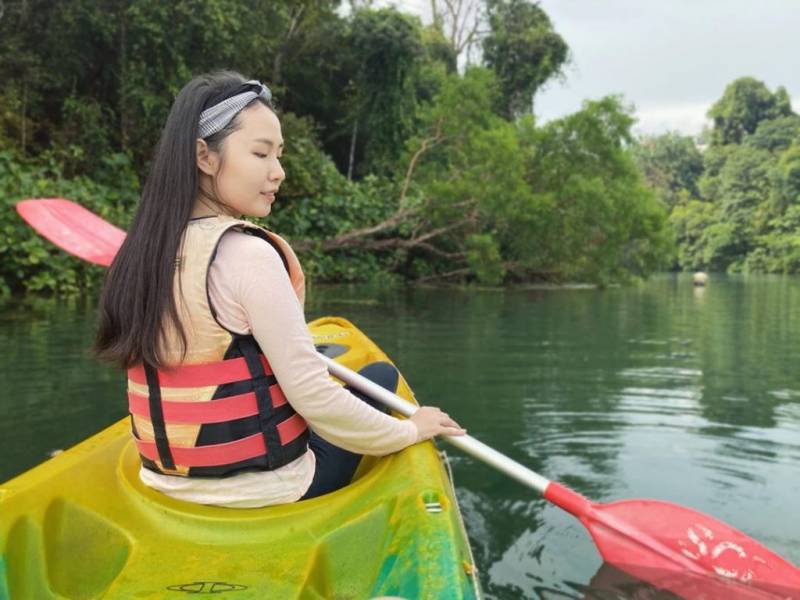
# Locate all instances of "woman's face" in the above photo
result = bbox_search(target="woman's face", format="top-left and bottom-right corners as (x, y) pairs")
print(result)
(202, 102), (285, 218)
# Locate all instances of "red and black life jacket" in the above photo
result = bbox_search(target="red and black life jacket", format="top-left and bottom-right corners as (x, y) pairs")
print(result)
(126, 215), (310, 477)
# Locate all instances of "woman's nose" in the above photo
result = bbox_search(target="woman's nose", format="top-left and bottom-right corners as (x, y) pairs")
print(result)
(270, 160), (285, 182)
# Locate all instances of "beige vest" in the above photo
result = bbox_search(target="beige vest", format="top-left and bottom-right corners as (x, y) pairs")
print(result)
(127, 216), (308, 476)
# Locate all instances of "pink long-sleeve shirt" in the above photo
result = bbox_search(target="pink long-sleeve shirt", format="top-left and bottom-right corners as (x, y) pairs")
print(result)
(139, 230), (418, 507)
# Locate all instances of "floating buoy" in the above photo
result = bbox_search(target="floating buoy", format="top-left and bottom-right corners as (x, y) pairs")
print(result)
(693, 272), (708, 286)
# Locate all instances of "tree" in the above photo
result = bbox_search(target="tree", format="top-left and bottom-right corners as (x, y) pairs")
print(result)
(522, 96), (673, 281)
(429, 0), (485, 64)
(296, 67), (519, 281)
(744, 142), (800, 273)
(2, 0), (683, 288)
(697, 145), (773, 271)
(0, 0), (345, 172)
(707, 78), (795, 146)
(745, 114), (800, 153)
(482, 0), (568, 119)
(633, 132), (704, 207)
(668, 200), (717, 270)
(345, 8), (424, 178)
(767, 141), (800, 216)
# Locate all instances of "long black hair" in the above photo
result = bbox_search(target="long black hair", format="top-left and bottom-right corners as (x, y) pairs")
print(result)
(95, 71), (274, 369)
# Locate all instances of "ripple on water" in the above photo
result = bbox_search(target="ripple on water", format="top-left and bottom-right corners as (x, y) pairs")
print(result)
(769, 388), (800, 401)
(617, 366), (704, 381)
(775, 402), (800, 426)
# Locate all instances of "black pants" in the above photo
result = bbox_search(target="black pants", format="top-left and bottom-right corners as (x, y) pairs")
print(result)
(300, 362), (397, 500)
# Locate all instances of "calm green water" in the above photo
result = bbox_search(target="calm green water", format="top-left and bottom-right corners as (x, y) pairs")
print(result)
(1, 274), (799, 598)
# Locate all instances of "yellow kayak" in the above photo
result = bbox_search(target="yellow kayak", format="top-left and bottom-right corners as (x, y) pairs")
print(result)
(0, 317), (480, 599)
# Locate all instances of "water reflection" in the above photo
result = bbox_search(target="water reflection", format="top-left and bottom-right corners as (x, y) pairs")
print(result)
(491, 559), (800, 599)
(0, 296), (124, 481)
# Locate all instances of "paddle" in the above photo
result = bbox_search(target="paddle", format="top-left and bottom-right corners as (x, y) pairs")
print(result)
(16, 198), (800, 599)
(16, 198), (126, 267)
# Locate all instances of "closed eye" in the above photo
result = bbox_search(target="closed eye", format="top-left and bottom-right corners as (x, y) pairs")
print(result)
(254, 152), (268, 158)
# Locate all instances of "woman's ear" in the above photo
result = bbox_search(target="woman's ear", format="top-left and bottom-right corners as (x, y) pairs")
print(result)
(196, 139), (218, 175)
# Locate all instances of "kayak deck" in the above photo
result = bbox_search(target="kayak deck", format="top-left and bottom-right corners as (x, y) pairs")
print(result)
(0, 317), (480, 599)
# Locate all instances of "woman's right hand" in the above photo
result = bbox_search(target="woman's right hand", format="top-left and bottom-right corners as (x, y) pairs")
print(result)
(410, 406), (466, 442)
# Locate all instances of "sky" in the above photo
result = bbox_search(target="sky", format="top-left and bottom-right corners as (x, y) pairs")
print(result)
(391, 0), (800, 136)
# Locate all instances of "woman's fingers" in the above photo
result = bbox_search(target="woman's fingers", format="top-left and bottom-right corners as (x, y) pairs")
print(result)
(409, 406), (467, 441)
(440, 425), (467, 436)
(441, 415), (460, 428)
(437, 412), (466, 436)
(437, 411), (462, 430)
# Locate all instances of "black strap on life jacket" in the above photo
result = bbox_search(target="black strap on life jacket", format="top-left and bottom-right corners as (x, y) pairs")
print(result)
(238, 335), (290, 469)
(143, 362), (176, 470)
(167, 333), (308, 477)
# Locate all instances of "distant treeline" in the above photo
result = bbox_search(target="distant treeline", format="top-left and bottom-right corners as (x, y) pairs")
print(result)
(3, 2), (789, 297)
(635, 78), (800, 274)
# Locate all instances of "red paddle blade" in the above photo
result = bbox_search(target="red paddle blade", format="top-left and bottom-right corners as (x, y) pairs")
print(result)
(16, 198), (125, 267)
(546, 482), (800, 598)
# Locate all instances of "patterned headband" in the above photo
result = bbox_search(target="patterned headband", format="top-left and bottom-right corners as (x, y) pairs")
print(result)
(197, 80), (272, 139)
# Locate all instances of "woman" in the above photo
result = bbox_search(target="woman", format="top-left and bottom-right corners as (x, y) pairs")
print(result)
(94, 71), (465, 508)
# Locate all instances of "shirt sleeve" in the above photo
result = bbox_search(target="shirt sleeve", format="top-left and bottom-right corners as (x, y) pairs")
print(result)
(211, 231), (418, 456)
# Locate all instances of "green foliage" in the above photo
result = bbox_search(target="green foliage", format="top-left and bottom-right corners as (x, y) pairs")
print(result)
(644, 78), (800, 274)
(701, 221), (742, 271)
(523, 96), (673, 282)
(346, 8), (424, 176)
(483, 0), (569, 119)
(1, 0), (679, 293)
(0, 0), (345, 170)
(745, 115), (800, 153)
(668, 200), (717, 270)
(266, 112), (351, 238)
(413, 26), (457, 110)
(717, 145), (772, 234)
(407, 68), (543, 280)
(466, 235), (505, 285)
(707, 78), (794, 146)
(633, 132), (704, 207)
(768, 141), (800, 215)
(409, 74), (672, 284)
(420, 25), (458, 76)
(746, 234), (800, 274)
(697, 143), (792, 272)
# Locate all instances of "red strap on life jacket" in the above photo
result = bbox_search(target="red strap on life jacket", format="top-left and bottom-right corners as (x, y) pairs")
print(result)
(128, 355), (274, 388)
(128, 384), (288, 424)
(134, 413), (307, 468)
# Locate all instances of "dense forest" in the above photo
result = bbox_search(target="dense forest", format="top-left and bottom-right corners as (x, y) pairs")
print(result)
(0, 1), (797, 296)
(636, 78), (800, 274)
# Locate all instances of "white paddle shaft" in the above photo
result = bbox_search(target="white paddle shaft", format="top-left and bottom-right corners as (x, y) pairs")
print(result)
(321, 355), (552, 494)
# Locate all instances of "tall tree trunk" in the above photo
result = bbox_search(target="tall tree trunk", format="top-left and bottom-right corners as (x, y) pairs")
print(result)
(431, 0), (442, 30)
(119, 2), (128, 151)
(272, 49), (284, 89)
(273, 6), (305, 89)
(347, 119), (358, 181)
(21, 80), (27, 153)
